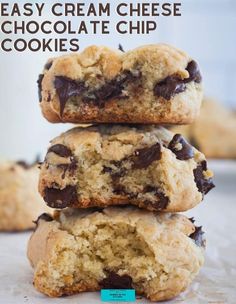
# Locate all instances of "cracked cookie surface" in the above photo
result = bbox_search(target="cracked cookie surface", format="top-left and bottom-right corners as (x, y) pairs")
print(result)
(39, 125), (214, 211)
(27, 206), (205, 301)
(39, 44), (203, 124)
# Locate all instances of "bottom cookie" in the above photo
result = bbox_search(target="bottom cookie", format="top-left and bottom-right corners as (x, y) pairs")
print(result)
(27, 207), (205, 301)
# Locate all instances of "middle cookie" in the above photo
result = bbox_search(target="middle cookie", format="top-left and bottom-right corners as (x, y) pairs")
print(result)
(39, 125), (214, 212)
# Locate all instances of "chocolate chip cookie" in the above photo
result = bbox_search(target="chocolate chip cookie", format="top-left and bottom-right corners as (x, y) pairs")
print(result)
(171, 98), (236, 159)
(39, 44), (203, 124)
(27, 206), (205, 300)
(39, 125), (214, 212)
(0, 161), (51, 231)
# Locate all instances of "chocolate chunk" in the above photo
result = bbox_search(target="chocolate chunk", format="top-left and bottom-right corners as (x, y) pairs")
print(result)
(113, 184), (137, 199)
(44, 61), (53, 70)
(54, 76), (86, 116)
(131, 143), (161, 170)
(189, 226), (206, 247)
(193, 161), (215, 195)
(189, 217), (195, 224)
(154, 76), (186, 100)
(118, 44), (125, 52)
(102, 166), (113, 174)
(84, 70), (141, 106)
(186, 60), (202, 84)
(113, 184), (127, 196)
(201, 160), (207, 171)
(16, 161), (31, 169)
(37, 74), (44, 102)
(58, 158), (77, 179)
(54, 70), (141, 112)
(143, 185), (169, 210)
(44, 185), (77, 208)
(33, 213), (53, 228)
(154, 60), (202, 100)
(168, 134), (194, 160)
(99, 271), (133, 289)
(48, 144), (72, 158)
(16, 156), (40, 170)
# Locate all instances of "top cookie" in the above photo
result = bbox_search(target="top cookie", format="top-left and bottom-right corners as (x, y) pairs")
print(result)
(38, 44), (203, 124)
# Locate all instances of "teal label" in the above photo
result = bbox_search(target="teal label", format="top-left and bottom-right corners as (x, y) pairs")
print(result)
(101, 289), (136, 302)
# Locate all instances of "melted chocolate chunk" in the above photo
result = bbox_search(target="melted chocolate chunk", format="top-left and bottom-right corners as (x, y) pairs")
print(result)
(201, 160), (207, 171)
(193, 161), (215, 195)
(37, 74), (44, 102)
(102, 166), (113, 174)
(189, 226), (206, 247)
(113, 184), (137, 199)
(131, 143), (161, 169)
(58, 158), (77, 179)
(154, 60), (202, 100)
(44, 185), (77, 208)
(118, 44), (125, 52)
(44, 61), (53, 70)
(83, 70), (141, 106)
(154, 76), (186, 100)
(33, 213), (53, 228)
(168, 134), (194, 160)
(54, 70), (141, 114)
(143, 185), (169, 210)
(186, 60), (202, 83)
(99, 271), (133, 289)
(48, 144), (72, 158)
(54, 76), (86, 116)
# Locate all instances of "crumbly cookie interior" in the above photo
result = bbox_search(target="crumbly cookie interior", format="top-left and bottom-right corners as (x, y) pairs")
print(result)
(76, 149), (166, 206)
(34, 219), (195, 299)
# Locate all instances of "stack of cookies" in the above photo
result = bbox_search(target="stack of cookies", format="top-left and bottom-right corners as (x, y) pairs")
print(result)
(27, 44), (214, 301)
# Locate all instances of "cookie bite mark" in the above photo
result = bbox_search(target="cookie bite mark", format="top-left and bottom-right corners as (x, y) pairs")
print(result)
(54, 76), (86, 117)
(44, 185), (77, 208)
(33, 213), (53, 228)
(154, 60), (202, 100)
(37, 74), (44, 102)
(130, 143), (162, 169)
(189, 226), (205, 248)
(48, 144), (72, 158)
(99, 271), (133, 289)
(168, 134), (194, 160)
(193, 161), (215, 195)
